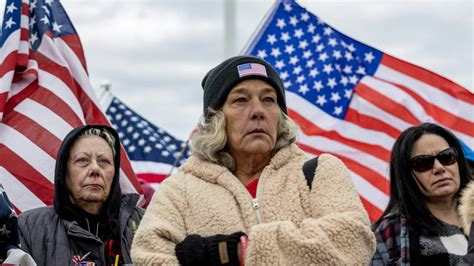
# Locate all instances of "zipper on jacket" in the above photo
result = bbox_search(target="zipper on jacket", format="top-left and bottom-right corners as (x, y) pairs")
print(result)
(252, 173), (265, 225)
(252, 198), (261, 224)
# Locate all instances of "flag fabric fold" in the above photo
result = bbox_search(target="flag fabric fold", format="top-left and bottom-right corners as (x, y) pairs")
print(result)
(243, 0), (473, 221)
(0, 0), (141, 212)
(101, 91), (191, 188)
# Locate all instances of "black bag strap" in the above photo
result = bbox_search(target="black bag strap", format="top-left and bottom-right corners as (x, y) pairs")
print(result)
(303, 157), (318, 190)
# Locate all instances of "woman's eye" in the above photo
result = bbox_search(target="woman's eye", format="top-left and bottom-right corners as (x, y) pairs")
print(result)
(234, 97), (246, 103)
(264, 97), (276, 102)
(75, 158), (89, 165)
(99, 159), (111, 165)
(263, 97), (276, 104)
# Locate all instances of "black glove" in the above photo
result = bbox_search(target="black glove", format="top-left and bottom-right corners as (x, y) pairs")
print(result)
(0, 185), (20, 261)
(175, 231), (245, 266)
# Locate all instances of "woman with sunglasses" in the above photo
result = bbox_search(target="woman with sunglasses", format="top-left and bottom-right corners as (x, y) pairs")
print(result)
(370, 122), (471, 265)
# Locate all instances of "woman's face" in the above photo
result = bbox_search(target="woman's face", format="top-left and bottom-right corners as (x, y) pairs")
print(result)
(410, 134), (460, 201)
(65, 135), (115, 209)
(222, 79), (280, 159)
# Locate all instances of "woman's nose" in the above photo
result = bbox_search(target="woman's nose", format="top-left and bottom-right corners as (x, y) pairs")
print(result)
(88, 160), (101, 176)
(432, 158), (446, 173)
(249, 99), (265, 120)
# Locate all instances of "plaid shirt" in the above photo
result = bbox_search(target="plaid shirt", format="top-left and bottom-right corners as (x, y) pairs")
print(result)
(370, 212), (410, 266)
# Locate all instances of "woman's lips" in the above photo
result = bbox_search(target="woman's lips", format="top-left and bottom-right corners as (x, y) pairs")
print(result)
(248, 129), (266, 134)
(85, 183), (103, 188)
(432, 178), (452, 186)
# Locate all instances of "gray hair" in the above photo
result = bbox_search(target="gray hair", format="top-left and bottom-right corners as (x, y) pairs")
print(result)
(79, 128), (116, 156)
(190, 110), (298, 170)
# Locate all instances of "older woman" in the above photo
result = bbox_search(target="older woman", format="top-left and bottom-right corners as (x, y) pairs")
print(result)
(18, 125), (144, 265)
(131, 55), (375, 265)
(371, 123), (471, 265)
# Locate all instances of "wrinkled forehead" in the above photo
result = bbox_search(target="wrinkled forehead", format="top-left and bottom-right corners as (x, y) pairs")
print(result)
(69, 135), (114, 157)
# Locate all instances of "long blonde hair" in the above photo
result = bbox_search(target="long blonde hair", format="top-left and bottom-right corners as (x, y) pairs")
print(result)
(190, 110), (298, 170)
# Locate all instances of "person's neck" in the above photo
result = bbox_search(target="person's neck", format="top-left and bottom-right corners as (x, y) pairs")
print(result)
(71, 198), (103, 215)
(426, 197), (461, 227)
(233, 153), (271, 186)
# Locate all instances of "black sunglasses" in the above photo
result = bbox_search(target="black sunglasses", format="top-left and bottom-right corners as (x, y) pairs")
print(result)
(410, 147), (458, 172)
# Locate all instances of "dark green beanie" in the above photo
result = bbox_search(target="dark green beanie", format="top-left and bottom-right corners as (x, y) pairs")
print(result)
(201, 55), (287, 119)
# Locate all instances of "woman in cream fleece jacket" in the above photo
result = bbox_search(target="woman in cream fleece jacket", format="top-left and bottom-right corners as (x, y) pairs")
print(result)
(131, 56), (375, 265)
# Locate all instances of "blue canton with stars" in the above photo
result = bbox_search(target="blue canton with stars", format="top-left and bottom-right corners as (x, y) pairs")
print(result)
(1, 0), (21, 47)
(245, 0), (383, 119)
(1, 0), (76, 50)
(106, 97), (191, 167)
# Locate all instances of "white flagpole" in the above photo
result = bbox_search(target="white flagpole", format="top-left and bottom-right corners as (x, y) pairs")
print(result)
(224, 0), (236, 58)
(98, 80), (114, 111)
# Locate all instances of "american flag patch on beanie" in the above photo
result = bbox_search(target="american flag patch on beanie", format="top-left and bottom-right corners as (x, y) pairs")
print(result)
(237, 63), (267, 78)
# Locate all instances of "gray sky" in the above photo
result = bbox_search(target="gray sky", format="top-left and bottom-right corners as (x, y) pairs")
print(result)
(1, 0), (473, 139)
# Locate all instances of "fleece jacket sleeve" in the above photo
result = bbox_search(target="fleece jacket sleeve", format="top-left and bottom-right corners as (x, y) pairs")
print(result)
(245, 154), (376, 265)
(131, 174), (187, 265)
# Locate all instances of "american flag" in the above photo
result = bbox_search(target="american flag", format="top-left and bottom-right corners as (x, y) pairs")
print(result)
(243, 0), (474, 221)
(0, 0), (142, 212)
(237, 63), (268, 78)
(101, 91), (191, 188)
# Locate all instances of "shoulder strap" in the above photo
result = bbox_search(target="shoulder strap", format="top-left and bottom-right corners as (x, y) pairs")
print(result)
(303, 156), (318, 190)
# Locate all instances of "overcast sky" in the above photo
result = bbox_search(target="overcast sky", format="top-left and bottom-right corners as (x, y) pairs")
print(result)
(1, 0), (473, 139)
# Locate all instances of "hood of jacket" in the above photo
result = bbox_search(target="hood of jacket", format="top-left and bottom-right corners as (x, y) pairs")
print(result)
(53, 124), (122, 225)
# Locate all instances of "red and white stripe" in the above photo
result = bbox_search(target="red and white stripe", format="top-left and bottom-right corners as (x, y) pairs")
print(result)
(130, 161), (178, 189)
(0, 0), (141, 212)
(290, 54), (474, 221)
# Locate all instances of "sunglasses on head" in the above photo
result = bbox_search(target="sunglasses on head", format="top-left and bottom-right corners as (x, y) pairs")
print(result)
(410, 147), (458, 172)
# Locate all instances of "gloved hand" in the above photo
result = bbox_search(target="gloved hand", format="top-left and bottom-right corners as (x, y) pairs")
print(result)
(0, 185), (20, 261)
(175, 231), (245, 266)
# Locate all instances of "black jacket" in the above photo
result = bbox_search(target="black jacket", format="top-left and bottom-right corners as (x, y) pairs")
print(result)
(18, 194), (143, 265)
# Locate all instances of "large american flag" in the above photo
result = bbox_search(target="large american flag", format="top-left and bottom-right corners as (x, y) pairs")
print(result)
(101, 91), (191, 188)
(243, 0), (474, 221)
(0, 0), (142, 212)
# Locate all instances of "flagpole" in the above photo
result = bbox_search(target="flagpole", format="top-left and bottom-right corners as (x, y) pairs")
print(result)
(166, 0), (237, 176)
(167, 139), (190, 177)
(224, 0), (236, 58)
(98, 80), (116, 111)
(98, 80), (112, 101)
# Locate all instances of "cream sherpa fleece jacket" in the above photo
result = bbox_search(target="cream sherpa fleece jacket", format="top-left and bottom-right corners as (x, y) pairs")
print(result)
(459, 181), (474, 235)
(131, 144), (375, 265)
